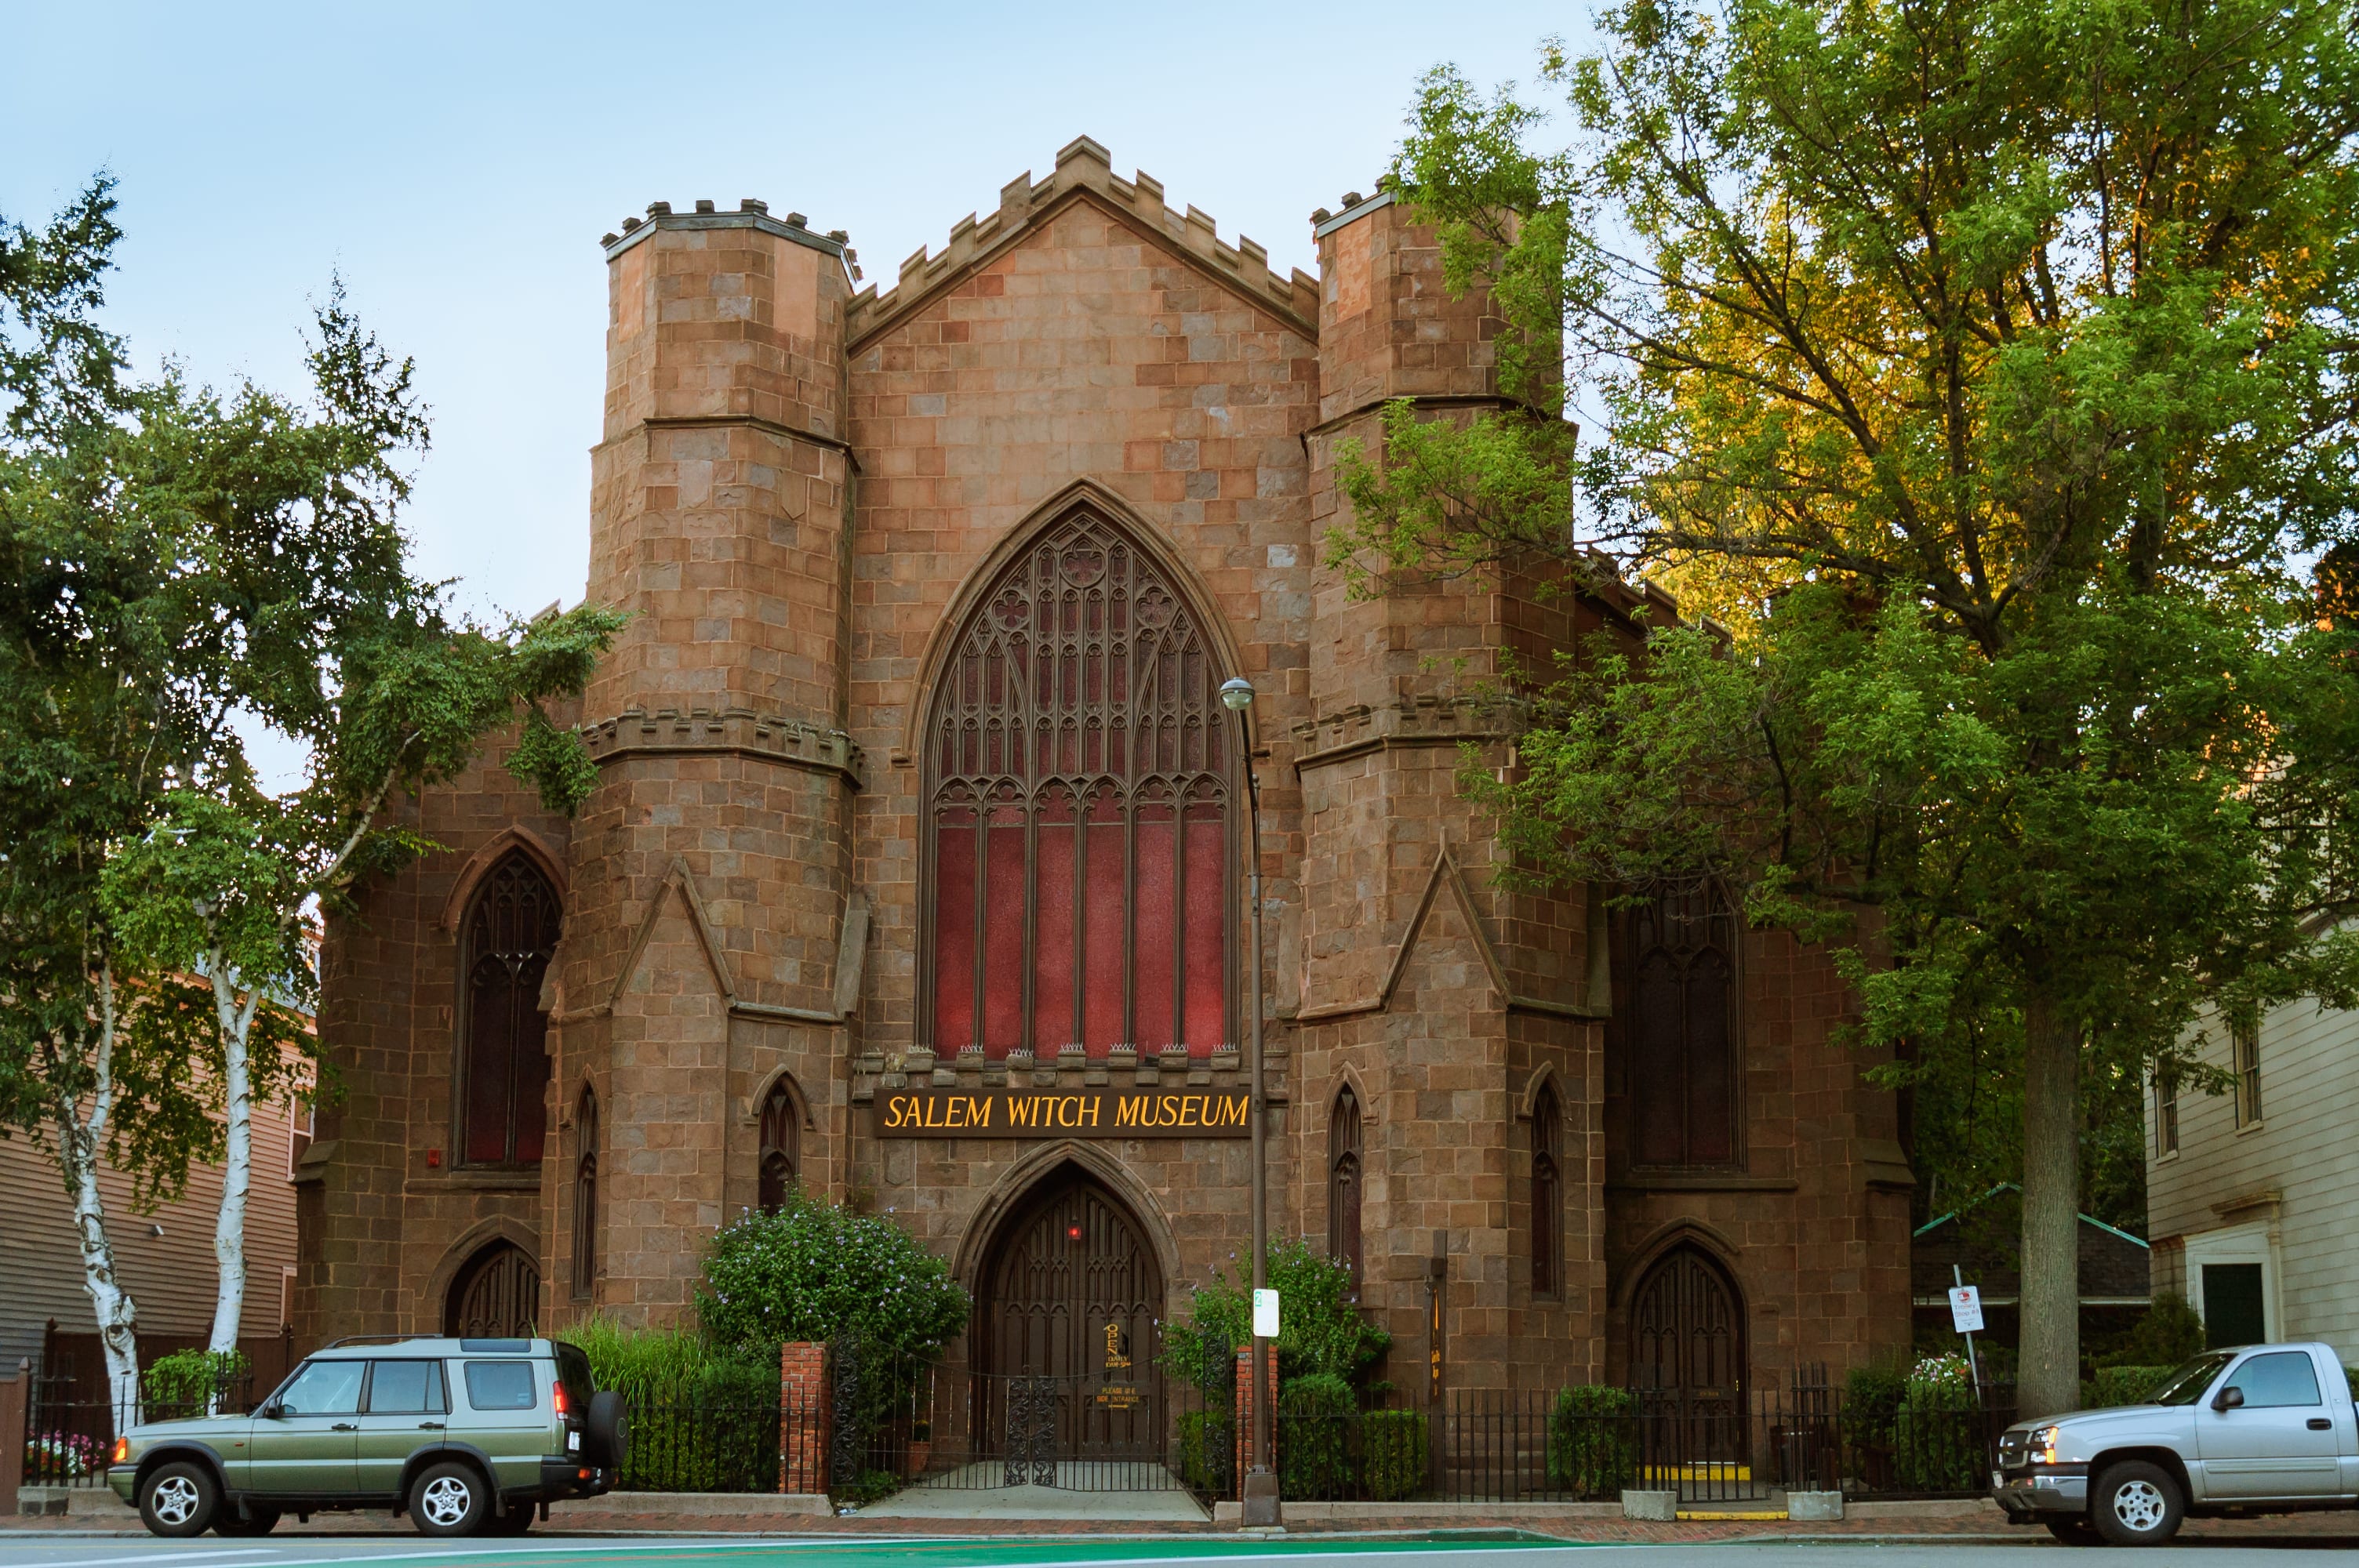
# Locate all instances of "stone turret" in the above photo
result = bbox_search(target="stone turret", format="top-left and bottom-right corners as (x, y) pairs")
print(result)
(546, 200), (864, 1325)
(1294, 187), (1607, 1390)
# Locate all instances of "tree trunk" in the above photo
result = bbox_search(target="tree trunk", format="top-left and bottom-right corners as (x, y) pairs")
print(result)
(205, 968), (262, 1358)
(61, 966), (140, 1422)
(2019, 988), (2082, 1420)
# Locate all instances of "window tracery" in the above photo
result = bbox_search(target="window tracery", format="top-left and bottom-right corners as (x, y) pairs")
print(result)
(925, 510), (1232, 1055)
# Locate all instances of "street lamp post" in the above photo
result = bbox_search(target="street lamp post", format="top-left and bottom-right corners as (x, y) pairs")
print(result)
(1219, 674), (1281, 1530)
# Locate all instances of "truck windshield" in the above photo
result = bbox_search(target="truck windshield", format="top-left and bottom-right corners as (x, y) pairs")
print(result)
(2149, 1350), (2238, 1406)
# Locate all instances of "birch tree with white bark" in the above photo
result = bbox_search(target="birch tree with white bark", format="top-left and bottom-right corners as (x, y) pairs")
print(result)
(3, 176), (620, 1381)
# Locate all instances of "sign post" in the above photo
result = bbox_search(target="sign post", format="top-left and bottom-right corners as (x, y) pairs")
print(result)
(1948, 1266), (1985, 1396)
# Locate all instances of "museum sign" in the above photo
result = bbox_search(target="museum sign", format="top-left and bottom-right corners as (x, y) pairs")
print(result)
(876, 1085), (1251, 1138)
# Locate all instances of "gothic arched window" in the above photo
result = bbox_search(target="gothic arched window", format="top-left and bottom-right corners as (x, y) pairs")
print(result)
(458, 853), (561, 1167)
(924, 510), (1233, 1055)
(1625, 879), (1740, 1169)
(1532, 1081), (1562, 1298)
(758, 1079), (799, 1213)
(571, 1086), (598, 1300)
(1328, 1085), (1363, 1287)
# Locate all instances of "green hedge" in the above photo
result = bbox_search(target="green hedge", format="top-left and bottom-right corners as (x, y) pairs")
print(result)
(1547, 1385), (1638, 1497)
(561, 1317), (779, 1493)
(1173, 1408), (1234, 1494)
(2081, 1365), (2171, 1408)
(1361, 1410), (1428, 1501)
(1278, 1374), (1355, 1501)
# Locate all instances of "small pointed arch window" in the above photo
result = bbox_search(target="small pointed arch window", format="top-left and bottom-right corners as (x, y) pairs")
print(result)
(923, 509), (1234, 1056)
(571, 1086), (598, 1300)
(1328, 1084), (1364, 1289)
(1532, 1080), (1562, 1298)
(1623, 878), (1741, 1169)
(758, 1078), (800, 1213)
(457, 852), (562, 1168)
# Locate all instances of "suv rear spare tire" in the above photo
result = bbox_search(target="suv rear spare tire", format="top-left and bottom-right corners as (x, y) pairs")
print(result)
(2092, 1461), (2184, 1546)
(411, 1459), (490, 1537)
(138, 1459), (219, 1537)
(586, 1388), (631, 1468)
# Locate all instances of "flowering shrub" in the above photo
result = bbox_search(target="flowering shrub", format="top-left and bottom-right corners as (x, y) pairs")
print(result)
(27, 1431), (103, 1479)
(1163, 1240), (1390, 1398)
(697, 1192), (968, 1361)
(1896, 1352), (1982, 1491)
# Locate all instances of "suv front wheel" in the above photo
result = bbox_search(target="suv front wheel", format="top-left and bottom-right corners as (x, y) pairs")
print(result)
(2092, 1461), (2185, 1546)
(139, 1460), (220, 1537)
(411, 1460), (491, 1537)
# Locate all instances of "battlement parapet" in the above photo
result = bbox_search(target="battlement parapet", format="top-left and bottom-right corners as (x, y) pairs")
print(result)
(846, 134), (1319, 346)
(582, 705), (865, 786)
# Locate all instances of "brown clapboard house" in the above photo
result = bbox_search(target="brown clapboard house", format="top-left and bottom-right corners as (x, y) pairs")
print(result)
(296, 138), (1916, 1414)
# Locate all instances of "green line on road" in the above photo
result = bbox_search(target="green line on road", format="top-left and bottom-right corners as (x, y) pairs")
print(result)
(278, 1532), (1572, 1568)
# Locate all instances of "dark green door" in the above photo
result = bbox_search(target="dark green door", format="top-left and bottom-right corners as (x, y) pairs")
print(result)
(2203, 1264), (2266, 1348)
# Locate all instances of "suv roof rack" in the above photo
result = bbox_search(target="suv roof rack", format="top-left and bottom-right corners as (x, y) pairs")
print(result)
(325, 1334), (428, 1348)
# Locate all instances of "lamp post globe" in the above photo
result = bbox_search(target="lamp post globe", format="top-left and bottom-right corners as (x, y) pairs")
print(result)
(1219, 676), (1255, 712)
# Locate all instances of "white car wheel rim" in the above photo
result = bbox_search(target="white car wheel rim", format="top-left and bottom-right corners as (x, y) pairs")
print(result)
(151, 1475), (198, 1525)
(423, 1476), (473, 1526)
(2112, 1479), (2167, 1532)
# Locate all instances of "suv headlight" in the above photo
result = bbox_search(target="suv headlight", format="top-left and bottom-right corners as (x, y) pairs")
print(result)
(2031, 1425), (2063, 1465)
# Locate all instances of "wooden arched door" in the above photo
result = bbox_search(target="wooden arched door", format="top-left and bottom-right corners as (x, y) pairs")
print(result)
(1628, 1242), (1745, 1399)
(976, 1168), (1162, 1461)
(445, 1240), (540, 1338)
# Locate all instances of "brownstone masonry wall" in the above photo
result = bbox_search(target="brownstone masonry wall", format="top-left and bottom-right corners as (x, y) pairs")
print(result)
(300, 141), (1913, 1404)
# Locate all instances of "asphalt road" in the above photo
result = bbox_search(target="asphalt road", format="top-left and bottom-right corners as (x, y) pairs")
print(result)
(3, 1536), (2357, 1567)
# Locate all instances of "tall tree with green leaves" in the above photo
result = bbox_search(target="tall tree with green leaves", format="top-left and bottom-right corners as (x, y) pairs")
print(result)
(2, 178), (623, 1388)
(1339, 0), (2359, 1416)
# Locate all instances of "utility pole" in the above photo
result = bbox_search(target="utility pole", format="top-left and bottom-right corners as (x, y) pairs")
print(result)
(1220, 675), (1281, 1530)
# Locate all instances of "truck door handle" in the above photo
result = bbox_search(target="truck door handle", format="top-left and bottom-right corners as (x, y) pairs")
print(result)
(418, 1421), (445, 1431)
(2307, 1417), (2332, 1430)
(330, 1422), (358, 1432)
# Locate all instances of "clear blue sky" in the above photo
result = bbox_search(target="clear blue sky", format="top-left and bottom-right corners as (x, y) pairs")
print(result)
(9, 2), (1581, 711)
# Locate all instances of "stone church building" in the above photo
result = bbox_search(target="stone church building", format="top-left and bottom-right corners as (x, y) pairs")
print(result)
(297, 136), (1915, 1410)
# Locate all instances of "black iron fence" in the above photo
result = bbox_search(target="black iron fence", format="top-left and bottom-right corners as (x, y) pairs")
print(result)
(616, 1374), (790, 1494)
(1262, 1375), (2016, 1504)
(22, 1364), (264, 1489)
(834, 1347), (1230, 1505)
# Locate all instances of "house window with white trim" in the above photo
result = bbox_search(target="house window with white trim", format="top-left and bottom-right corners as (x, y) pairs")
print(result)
(2232, 1022), (2262, 1128)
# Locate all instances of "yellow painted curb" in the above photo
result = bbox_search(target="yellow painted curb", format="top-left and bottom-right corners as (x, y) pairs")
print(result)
(1677, 1511), (1790, 1521)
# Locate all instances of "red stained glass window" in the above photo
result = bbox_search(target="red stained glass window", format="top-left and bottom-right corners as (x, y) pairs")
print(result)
(925, 511), (1234, 1056)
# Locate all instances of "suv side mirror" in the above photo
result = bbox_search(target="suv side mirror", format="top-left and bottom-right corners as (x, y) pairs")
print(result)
(2212, 1385), (2245, 1411)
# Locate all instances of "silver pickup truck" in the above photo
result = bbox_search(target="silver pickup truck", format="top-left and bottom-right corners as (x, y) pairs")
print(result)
(1993, 1341), (2358, 1544)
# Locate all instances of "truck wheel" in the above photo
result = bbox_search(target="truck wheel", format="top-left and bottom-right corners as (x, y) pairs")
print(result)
(2042, 1516), (2103, 1546)
(138, 1461), (219, 1537)
(2092, 1461), (2184, 1546)
(410, 1460), (490, 1537)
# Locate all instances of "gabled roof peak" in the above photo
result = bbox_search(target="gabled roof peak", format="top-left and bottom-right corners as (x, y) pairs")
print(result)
(846, 135), (1319, 347)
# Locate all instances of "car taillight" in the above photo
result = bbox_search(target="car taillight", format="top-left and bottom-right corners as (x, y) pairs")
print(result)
(112, 1437), (129, 1464)
(552, 1384), (568, 1416)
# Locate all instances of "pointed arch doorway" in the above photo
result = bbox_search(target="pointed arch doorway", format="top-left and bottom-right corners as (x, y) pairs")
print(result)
(973, 1164), (1165, 1474)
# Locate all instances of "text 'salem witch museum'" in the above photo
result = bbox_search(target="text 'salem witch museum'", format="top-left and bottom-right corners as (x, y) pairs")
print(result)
(297, 137), (1916, 1430)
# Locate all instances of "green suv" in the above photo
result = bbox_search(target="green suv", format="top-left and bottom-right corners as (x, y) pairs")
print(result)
(107, 1336), (627, 1537)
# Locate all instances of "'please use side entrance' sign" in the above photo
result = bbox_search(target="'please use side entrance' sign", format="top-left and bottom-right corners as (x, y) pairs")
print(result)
(877, 1085), (1251, 1138)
